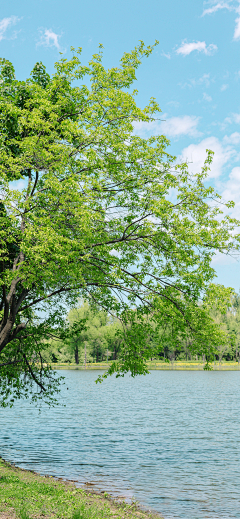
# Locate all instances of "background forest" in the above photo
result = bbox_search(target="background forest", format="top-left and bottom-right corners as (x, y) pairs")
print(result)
(45, 296), (240, 366)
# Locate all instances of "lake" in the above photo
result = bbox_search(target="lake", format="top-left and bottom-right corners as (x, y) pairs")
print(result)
(1, 370), (240, 519)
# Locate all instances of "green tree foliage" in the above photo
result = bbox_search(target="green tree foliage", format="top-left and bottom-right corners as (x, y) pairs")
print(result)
(207, 292), (240, 363)
(49, 293), (240, 370)
(64, 302), (121, 364)
(0, 43), (239, 405)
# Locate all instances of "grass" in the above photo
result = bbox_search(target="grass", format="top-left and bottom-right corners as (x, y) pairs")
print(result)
(0, 457), (162, 519)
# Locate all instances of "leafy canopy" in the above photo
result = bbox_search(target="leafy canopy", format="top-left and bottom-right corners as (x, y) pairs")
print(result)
(0, 42), (239, 405)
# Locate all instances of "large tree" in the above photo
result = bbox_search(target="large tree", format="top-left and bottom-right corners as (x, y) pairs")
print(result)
(0, 42), (238, 405)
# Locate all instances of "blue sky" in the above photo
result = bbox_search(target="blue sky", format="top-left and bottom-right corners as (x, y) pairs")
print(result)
(1, 0), (240, 290)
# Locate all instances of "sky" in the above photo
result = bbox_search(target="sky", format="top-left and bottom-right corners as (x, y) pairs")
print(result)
(1, 0), (240, 291)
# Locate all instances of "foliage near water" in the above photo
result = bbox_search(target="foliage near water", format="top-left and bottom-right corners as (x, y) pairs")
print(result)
(0, 458), (161, 519)
(1, 41), (240, 405)
(45, 294), (240, 368)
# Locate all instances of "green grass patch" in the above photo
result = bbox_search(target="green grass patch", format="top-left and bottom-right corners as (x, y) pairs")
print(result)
(0, 458), (161, 519)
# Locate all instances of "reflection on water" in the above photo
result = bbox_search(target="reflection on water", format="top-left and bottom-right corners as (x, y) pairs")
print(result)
(1, 370), (240, 519)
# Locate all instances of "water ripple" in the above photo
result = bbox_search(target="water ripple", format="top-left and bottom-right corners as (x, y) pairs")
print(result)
(1, 370), (240, 519)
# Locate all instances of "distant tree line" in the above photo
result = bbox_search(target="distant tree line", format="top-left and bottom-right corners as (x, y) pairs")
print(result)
(45, 295), (240, 366)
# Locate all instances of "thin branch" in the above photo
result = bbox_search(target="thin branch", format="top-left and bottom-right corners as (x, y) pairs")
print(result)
(23, 353), (46, 392)
(29, 170), (39, 198)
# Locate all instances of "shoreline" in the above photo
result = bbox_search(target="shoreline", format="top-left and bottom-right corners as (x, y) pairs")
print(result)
(52, 360), (240, 371)
(0, 456), (163, 519)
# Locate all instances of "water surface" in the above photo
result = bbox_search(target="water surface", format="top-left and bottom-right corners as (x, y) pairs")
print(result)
(1, 370), (240, 519)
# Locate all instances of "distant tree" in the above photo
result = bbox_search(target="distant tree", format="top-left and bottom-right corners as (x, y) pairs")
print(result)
(67, 305), (89, 364)
(208, 292), (240, 363)
(65, 302), (121, 363)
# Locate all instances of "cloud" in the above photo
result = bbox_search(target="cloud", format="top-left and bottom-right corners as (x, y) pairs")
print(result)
(134, 115), (201, 139)
(202, 1), (240, 41)
(232, 112), (240, 122)
(0, 16), (20, 41)
(221, 112), (240, 129)
(9, 179), (27, 191)
(176, 40), (218, 56)
(161, 51), (171, 59)
(179, 137), (234, 178)
(180, 73), (212, 89)
(221, 166), (240, 218)
(202, 2), (232, 16)
(221, 83), (229, 90)
(160, 116), (201, 137)
(37, 29), (61, 50)
(234, 16), (240, 38)
(223, 131), (240, 143)
(203, 92), (212, 101)
(133, 120), (162, 137)
(225, 112), (240, 124)
(211, 252), (237, 266)
(197, 73), (212, 86)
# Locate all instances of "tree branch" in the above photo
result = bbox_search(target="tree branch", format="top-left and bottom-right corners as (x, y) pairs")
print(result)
(23, 353), (46, 392)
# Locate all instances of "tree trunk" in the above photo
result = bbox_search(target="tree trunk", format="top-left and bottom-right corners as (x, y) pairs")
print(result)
(75, 345), (79, 364)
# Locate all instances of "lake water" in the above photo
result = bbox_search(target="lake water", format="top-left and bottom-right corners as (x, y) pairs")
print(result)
(1, 370), (240, 519)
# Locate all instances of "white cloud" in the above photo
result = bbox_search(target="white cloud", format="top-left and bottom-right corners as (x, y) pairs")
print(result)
(221, 83), (229, 90)
(228, 166), (240, 179)
(162, 51), (171, 59)
(197, 73), (212, 86)
(202, 2), (232, 16)
(37, 29), (61, 50)
(223, 131), (240, 143)
(180, 73), (212, 89)
(9, 179), (27, 191)
(203, 92), (212, 101)
(179, 137), (234, 178)
(234, 16), (240, 38)
(0, 16), (20, 41)
(233, 112), (240, 122)
(160, 116), (201, 137)
(221, 112), (240, 128)
(227, 112), (240, 124)
(221, 166), (240, 218)
(176, 40), (218, 56)
(202, 1), (240, 41)
(134, 115), (201, 139)
(133, 120), (162, 137)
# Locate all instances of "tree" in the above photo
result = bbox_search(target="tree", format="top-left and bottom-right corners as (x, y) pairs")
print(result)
(65, 302), (121, 364)
(0, 42), (238, 405)
(208, 291), (240, 364)
(66, 305), (89, 364)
